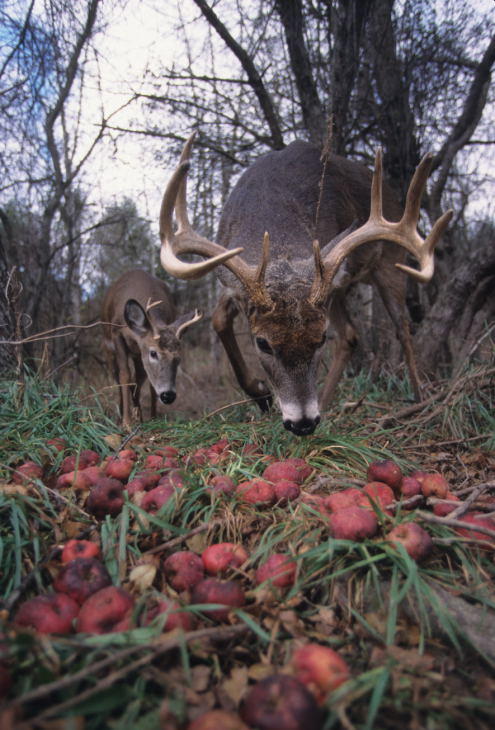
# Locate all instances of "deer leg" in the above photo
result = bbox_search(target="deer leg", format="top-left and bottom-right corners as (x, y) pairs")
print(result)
(320, 296), (358, 409)
(149, 380), (157, 420)
(374, 279), (422, 401)
(113, 336), (134, 429)
(132, 356), (146, 421)
(212, 293), (272, 412)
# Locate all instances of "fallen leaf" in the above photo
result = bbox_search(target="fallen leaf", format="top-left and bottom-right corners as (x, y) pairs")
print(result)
(129, 564), (157, 592)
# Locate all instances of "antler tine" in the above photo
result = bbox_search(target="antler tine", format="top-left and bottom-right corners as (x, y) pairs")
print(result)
(309, 149), (453, 304)
(175, 308), (203, 339)
(175, 132), (196, 233)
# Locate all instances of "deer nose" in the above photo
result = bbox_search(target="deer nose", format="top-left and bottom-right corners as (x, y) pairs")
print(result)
(160, 390), (176, 404)
(283, 416), (320, 436)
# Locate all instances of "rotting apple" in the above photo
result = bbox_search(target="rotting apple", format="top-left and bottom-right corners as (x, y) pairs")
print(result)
(163, 551), (204, 592)
(273, 479), (301, 506)
(239, 674), (322, 730)
(154, 446), (180, 459)
(158, 469), (185, 489)
(262, 459), (309, 485)
(14, 593), (79, 634)
(118, 448), (137, 461)
(54, 557), (111, 604)
(455, 512), (495, 548)
(187, 709), (249, 730)
(366, 459), (403, 493)
(290, 643), (350, 704)
(399, 476), (423, 500)
(143, 597), (195, 631)
(236, 479), (276, 507)
(432, 491), (461, 516)
(55, 469), (92, 490)
(421, 473), (449, 499)
(59, 450), (99, 474)
(206, 474), (236, 496)
(191, 578), (245, 621)
(201, 543), (249, 575)
(255, 554), (297, 588)
(105, 457), (134, 482)
(141, 484), (176, 513)
(76, 586), (134, 634)
(86, 477), (125, 519)
(359, 482), (395, 514)
(11, 461), (43, 484)
(386, 521), (433, 561)
(61, 539), (100, 563)
(327, 506), (378, 540)
(323, 488), (362, 513)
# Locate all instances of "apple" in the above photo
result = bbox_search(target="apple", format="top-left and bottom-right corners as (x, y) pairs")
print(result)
(455, 512), (495, 548)
(399, 476), (422, 499)
(323, 488), (362, 512)
(158, 469), (185, 489)
(409, 470), (428, 486)
(187, 710), (249, 730)
(154, 446), (180, 459)
(239, 675), (322, 730)
(12, 461), (43, 484)
(386, 521), (433, 561)
(59, 450), (99, 474)
(14, 593), (79, 634)
(188, 447), (209, 466)
(105, 457), (134, 481)
(191, 578), (245, 621)
(118, 448), (137, 460)
(290, 643), (350, 704)
(421, 473), (449, 499)
(209, 438), (231, 454)
(262, 459), (310, 485)
(86, 478), (125, 519)
(358, 482), (395, 514)
(80, 465), (105, 486)
(236, 479), (276, 507)
(255, 554), (297, 588)
(45, 437), (67, 452)
(76, 586), (134, 634)
(366, 459), (403, 493)
(54, 557), (111, 604)
(201, 543), (249, 575)
(126, 476), (149, 496)
(143, 597), (195, 631)
(61, 539), (100, 563)
(273, 479), (301, 505)
(206, 474), (236, 496)
(132, 470), (162, 488)
(432, 491), (461, 516)
(327, 506), (378, 540)
(141, 484), (176, 513)
(144, 453), (165, 471)
(163, 551), (204, 592)
(55, 469), (92, 490)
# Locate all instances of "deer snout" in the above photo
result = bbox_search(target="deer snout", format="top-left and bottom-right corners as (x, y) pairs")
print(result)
(283, 415), (320, 437)
(159, 390), (176, 405)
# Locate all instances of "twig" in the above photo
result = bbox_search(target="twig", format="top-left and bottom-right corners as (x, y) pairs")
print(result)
(0, 320), (107, 346)
(142, 520), (222, 556)
(417, 509), (495, 541)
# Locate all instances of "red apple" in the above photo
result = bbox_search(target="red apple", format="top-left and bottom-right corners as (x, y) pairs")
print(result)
(76, 586), (134, 634)
(80, 465), (105, 486)
(144, 453), (166, 471)
(274, 479), (301, 505)
(86, 478), (125, 519)
(105, 457), (134, 481)
(201, 543), (249, 575)
(209, 438), (231, 454)
(366, 459), (402, 493)
(12, 461), (43, 484)
(236, 479), (276, 507)
(191, 578), (245, 621)
(56, 469), (92, 490)
(262, 459), (309, 485)
(132, 470), (162, 488)
(206, 474), (236, 496)
(432, 491), (461, 516)
(154, 446), (180, 459)
(359, 482), (395, 514)
(455, 512), (495, 548)
(327, 506), (378, 540)
(188, 448), (209, 466)
(61, 539), (100, 563)
(143, 597), (195, 631)
(54, 557), (111, 604)
(240, 675), (322, 730)
(46, 437), (67, 452)
(386, 521), (433, 561)
(421, 473), (449, 499)
(290, 643), (350, 704)
(187, 710), (248, 730)
(118, 449), (137, 460)
(141, 484), (176, 513)
(158, 469), (185, 489)
(323, 488), (362, 512)
(399, 476), (422, 500)
(255, 554), (297, 588)
(60, 450), (98, 474)
(163, 551), (204, 592)
(409, 470), (428, 486)
(126, 476), (149, 496)
(15, 593), (79, 634)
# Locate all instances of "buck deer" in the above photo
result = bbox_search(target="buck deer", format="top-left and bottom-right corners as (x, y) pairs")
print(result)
(160, 135), (452, 436)
(102, 269), (201, 427)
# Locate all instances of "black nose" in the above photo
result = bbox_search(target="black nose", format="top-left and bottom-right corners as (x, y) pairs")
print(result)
(160, 390), (176, 404)
(283, 416), (320, 436)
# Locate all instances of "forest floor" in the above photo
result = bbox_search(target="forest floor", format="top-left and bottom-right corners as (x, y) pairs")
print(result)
(0, 365), (494, 729)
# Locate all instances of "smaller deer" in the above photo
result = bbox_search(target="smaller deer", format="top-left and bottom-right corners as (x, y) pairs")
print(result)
(102, 269), (201, 427)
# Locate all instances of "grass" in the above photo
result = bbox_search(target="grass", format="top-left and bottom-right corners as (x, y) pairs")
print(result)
(0, 367), (494, 729)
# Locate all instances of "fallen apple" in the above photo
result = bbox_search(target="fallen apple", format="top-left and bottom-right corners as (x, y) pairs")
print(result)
(163, 551), (204, 592)
(14, 593), (79, 634)
(399, 476), (423, 500)
(187, 710), (248, 730)
(239, 674), (322, 730)
(327, 506), (378, 540)
(273, 479), (301, 505)
(421, 473), (449, 499)
(206, 474), (236, 496)
(432, 491), (461, 516)
(290, 643), (350, 704)
(262, 459), (309, 485)
(386, 521), (433, 561)
(323, 488), (362, 512)
(455, 512), (495, 548)
(359, 481), (395, 514)
(141, 484), (176, 513)
(105, 457), (134, 481)
(366, 459), (403, 493)
(11, 461), (43, 484)
(54, 557), (111, 604)
(55, 469), (92, 490)
(143, 597), (195, 631)
(201, 543), (249, 575)
(191, 578), (245, 621)
(236, 479), (276, 507)
(255, 553), (297, 588)
(61, 539), (100, 563)
(76, 586), (134, 634)
(86, 477), (125, 519)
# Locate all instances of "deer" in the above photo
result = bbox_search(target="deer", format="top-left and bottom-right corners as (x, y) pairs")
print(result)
(102, 268), (202, 428)
(159, 134), (452, 436)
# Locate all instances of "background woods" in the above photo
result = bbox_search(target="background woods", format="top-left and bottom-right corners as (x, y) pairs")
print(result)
(0, 0), (494, 411)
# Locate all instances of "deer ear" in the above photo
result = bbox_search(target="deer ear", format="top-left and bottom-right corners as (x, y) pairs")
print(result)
(124, 299), (150, 336)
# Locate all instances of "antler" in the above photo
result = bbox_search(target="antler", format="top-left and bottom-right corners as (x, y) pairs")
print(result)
(309, 149), (453, 305)
(159, 133), (272, 307)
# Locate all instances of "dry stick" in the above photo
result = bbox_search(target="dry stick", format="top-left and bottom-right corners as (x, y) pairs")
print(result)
(448, 484), (488, 520)
(143, 520), (222, 556)
(417, 510), (495, 540)
(0, 320), (106, 346)
(12, 623), (248, 712)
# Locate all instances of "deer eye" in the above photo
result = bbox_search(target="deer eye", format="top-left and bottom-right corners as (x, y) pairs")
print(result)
(149, 350), (159, 360)
(256, 337), (273, 355)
